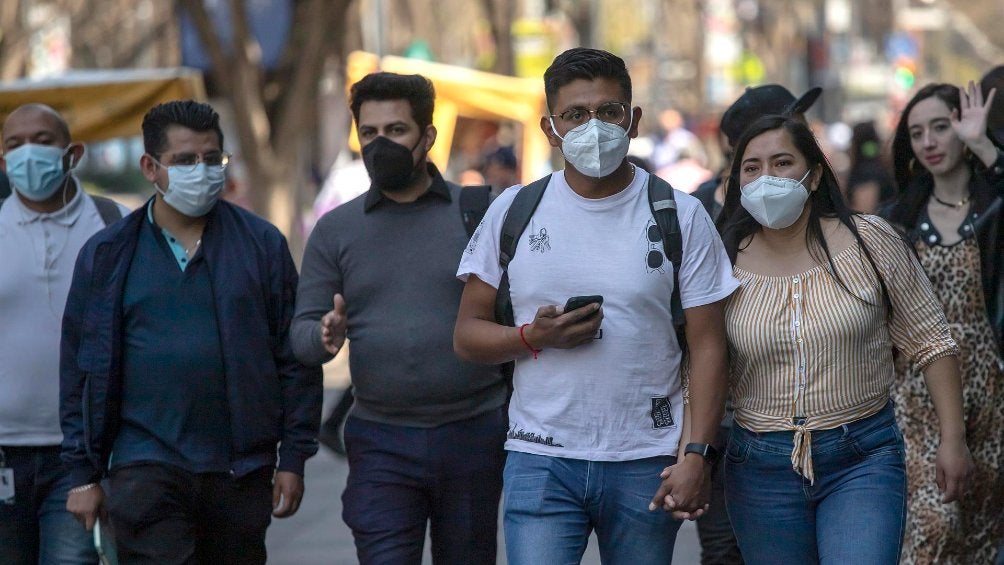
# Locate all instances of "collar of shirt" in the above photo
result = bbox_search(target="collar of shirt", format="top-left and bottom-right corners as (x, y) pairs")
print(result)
(916, 207), (979, 245)
(146, 200), (199, 271)
(9, 177), (85, 227)
(363, 162), (451, 212)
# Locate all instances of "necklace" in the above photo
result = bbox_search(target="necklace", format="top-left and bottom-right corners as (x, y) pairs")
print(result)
(185, 238), (202, 257)
(931, 192), (970, 209)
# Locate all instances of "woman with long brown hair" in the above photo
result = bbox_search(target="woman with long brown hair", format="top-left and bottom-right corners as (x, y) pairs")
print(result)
(883, 81), (1004, 564)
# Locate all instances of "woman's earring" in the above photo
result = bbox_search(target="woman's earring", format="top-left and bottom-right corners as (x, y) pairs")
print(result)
(909, 157), (917, 174)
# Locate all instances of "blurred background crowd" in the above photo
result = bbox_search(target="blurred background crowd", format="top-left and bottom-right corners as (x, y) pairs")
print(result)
(1, 0), (1001, 260)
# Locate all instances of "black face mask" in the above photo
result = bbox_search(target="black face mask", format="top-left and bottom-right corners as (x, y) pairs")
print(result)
(362, 135), (425, 192)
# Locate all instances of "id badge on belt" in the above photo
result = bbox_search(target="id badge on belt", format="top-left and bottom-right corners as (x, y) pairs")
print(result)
(0, 448), (14, 504)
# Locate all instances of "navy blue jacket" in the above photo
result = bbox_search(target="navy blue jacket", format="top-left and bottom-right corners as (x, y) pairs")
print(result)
(60, 199), (322, 487)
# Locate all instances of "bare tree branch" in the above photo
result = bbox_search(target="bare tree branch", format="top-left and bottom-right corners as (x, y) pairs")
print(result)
(274, 0), (352, 151)
(179, 0), (233, 91)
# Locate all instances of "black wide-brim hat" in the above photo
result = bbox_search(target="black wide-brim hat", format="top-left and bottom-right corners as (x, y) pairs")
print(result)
(720, 85), (822, 147)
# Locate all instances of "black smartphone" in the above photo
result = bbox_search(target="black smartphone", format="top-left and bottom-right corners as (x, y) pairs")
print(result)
(563, 295), (603, 313)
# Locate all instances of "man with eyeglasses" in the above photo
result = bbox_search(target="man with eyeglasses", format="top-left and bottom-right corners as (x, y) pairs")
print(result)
(455, 48), (739, 563)
(0, 103), (129, 565)
(60, 100), (322, 563)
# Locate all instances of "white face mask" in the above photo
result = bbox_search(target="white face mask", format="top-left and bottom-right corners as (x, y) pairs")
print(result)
(154, 163), (225, 217)
(550, 116), (633, 178)
(740, 169), (812, 229)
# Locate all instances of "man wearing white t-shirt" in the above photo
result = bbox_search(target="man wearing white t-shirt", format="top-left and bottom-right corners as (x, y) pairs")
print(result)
(455, 48), (739, 563)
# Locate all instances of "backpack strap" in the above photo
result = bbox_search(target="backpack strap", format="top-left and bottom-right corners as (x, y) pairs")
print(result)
(459, 185), (491, 238)
(91, 195), (123, 226)
(647, 174), (686, 349)
(495, 174), (552, 326)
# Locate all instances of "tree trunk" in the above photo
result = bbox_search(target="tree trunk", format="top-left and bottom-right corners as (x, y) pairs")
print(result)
(178, 0), (354, 257)
(480, 0), (515, 75)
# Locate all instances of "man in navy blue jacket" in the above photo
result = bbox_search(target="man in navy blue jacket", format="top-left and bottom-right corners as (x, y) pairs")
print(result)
(60, 100), (321, 564)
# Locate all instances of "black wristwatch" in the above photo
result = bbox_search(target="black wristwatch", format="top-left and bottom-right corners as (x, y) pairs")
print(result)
(684, 442), (720, 465)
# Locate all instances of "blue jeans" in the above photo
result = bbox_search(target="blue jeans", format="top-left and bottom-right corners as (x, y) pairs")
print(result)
(0, 445), (97, 565)
(503, 451), (683, 565)
(724, 402), (906, 565)
(341, 407), (506, 565)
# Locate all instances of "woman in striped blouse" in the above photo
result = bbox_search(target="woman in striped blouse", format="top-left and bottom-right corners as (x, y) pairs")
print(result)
(713, 114), (973, 564)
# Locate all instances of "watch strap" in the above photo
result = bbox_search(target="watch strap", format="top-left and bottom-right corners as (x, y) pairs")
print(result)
(684, 442), (719, 464)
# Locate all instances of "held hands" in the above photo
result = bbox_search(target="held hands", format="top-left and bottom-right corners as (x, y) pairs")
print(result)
(952, 80), (996, 151)
(320, 293), (347, 355)
(649, 456), (710, 520)
(66, 484), (105, 531)
(935, 435), (974, 503)
(522, 302), (603, 351)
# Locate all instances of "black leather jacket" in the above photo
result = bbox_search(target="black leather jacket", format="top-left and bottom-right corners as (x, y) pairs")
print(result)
(885, 153), (1004, 354)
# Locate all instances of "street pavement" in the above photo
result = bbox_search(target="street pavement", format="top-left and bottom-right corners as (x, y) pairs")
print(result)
(265, 387), (703, 564)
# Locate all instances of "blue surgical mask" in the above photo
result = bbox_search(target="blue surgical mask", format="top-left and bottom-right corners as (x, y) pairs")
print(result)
(154, 163), (225, 217)
(4, 143), (72, 201)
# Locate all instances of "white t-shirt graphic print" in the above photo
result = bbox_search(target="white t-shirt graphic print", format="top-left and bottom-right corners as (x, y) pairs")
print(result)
(458, 168), (738, 461)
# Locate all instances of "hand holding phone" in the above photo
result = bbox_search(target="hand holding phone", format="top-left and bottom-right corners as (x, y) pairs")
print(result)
(563, 295), (603, 315)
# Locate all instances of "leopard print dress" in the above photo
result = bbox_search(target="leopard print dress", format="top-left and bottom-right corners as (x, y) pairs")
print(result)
(893, 237), (1004, 564)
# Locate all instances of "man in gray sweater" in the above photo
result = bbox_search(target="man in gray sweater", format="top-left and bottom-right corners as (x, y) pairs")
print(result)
(291, 72), (507, 564)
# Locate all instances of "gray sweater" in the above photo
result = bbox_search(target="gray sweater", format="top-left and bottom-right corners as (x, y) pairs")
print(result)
(292, 171), (507, 427)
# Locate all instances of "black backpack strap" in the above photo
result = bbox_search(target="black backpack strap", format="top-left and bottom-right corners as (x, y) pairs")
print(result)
(647, 175), (686, 348)
(91, 195), (123, 226)
(495, 174), (552, 326)
(459, 185), (491, 238)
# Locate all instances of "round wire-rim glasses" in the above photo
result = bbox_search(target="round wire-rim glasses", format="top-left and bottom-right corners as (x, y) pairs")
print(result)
(549, 102), (630, 128)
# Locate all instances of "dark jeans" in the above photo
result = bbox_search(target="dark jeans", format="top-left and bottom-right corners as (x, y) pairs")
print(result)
(106, 463), (273, 565)
(342, 406), (506, 565)
(0, 445), (97, 565)
(696, 426), (744, 565)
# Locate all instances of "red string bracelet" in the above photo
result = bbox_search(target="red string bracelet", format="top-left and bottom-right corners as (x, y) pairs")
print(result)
(519, 323), (541, 359)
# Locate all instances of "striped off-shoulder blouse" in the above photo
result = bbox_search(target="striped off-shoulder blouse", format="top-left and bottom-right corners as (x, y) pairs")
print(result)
(725, 215), (958, 482)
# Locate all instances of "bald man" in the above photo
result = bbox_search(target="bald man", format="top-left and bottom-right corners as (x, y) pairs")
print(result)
(0, 104), (126, 564)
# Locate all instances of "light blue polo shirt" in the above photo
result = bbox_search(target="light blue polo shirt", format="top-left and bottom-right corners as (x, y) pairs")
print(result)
(147, 201), (200, 270)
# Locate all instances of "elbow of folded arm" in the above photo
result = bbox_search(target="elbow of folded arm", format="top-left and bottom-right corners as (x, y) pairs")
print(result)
(453, 325), (478, 363)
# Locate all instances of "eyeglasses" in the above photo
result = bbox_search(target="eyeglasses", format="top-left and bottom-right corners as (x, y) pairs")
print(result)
(647, 223), (665, 270)
(153, 151), (231, 173)
(550, 102), (629, 128)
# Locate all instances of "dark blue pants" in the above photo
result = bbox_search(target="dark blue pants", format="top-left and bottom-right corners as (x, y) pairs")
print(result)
(106, 463), (273, 565)
(0, 445), (97, 565)
(341, 407), (506, 565)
